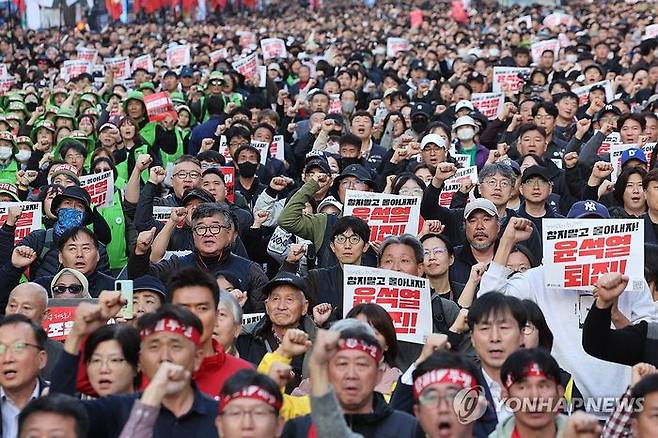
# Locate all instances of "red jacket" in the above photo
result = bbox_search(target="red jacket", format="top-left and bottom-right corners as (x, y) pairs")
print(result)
(194, 340), (253, 399)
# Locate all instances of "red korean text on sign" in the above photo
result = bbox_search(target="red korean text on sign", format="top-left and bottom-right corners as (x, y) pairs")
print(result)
(351, 286), (421, 334)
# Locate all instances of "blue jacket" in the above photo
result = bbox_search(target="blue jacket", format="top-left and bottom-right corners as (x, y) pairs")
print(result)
(188, 115), (225, 156)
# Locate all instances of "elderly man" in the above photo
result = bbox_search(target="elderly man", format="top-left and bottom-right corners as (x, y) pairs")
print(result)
(4, 283), (63, 380)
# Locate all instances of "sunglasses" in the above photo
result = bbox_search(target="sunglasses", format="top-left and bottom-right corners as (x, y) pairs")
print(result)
(52, 284), (84, 295)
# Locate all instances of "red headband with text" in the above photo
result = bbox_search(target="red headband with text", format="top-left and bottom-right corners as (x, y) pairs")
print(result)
(339, 337), (383, 363)
(219, 385), (282, 412)
(413, 369), (477, 399)
(504, 362), (557, 388)
(139, 317), (202, 346)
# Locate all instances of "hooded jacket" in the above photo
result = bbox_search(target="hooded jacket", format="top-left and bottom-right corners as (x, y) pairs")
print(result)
(488, 413), (569, 438)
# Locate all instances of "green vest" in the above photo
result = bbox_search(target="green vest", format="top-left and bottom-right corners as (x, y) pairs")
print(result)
(98, 190), (128, 270)
(0, 160), (18, 184)
(140, 122), (184, 173)
(116, 144), (150, 184)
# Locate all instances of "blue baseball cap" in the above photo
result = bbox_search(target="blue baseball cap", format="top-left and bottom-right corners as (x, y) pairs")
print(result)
(620, 147), (647, 167)
(133, 275), (167, 300)
(567, 200), (610, 219)
(180, 66), (194, 78)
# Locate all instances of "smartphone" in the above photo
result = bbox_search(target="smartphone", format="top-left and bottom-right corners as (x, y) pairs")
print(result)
(116, 280), (134, 319)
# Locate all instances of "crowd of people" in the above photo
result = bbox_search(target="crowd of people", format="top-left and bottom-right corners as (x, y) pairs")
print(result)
(2, 0), (658, 437)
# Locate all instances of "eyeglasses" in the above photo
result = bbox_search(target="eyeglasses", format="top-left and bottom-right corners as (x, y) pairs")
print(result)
(339, 179), (367, 189)
(193, 224), (230, 236)
(220, 408), (277, 420)
(423, 247), (448, 259)
(209, 80), (223, 86)
(522, 179), (550, 187)
(482, 178), (511, 189)
(52, 284), (84, 295)
(88, 356), (127, 369)
(522, 322), (536, 335)
(0, 341), (42, 355)
(399, 188), (424, 197)
(174, 171), (201, 179)
(65, 153), (84, 160)
(418, 388), (462, 407)
(334, 234), (362, 245)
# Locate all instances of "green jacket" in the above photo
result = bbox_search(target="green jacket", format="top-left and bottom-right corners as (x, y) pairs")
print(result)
(98, 190), (128, 270)
(0, 159), (18, 184)
(488, 414), (569, 438)
(277, 179), (328, 250)
(140, 123), (184, 171)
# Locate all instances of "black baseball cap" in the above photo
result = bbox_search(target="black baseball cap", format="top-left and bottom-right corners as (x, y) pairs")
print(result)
(332, 164), (375, 189)
(51, 186), (94, 224)
(134, 275), (167, 300)
(262, 273), (308, 297)
(521, 165), (550, 184)
(181, 188), (215, 205)
(304, 158), (332, 175)
(593, 104), (622, 122)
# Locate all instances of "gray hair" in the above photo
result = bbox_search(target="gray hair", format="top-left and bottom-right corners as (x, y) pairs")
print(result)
(192, 203), (236, 229)
(478, 162), (516, 185)
(329, 318), (376, 338)
(218, 290), (243, 325)
(379, 234), (424, 264)
(10, 283), (49, 306)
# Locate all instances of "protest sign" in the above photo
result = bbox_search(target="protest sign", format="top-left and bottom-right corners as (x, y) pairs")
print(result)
(0, 64), (7, 78)
(343, 265), (432, 344)
(250, 140), (271, 165)
(343, 190), (421, 242)
(153, 206), (174, 225)
(328, 93), (341, 114)
(77, 47), (98, 64)
(80, 171), (114, 208)
(166, 45), (191, 69)
(453, 153), (471, 168)
(0, 77), (15, 96)
(43, 299), (98, 341)
(104, 56), (131, 81)
(471, 92), (504, 120)
(209, 48), (228, 64)
(242, 313), (265, 325)
(220, 166), (236, 204)
(386, 38), (411, 58)
(439, 166), (478, 207)
(260, 38), (288, 60)
(572, 80), (614, 106)
(492, 67), (532, 94)
(237, 31), (256, 48)
(0, 202), (42, 245)
(542, 12), (574, 27)
(143, 92), (177, 123)
(270, 135), (285, 161)
(531, 39), (560, 64)
(597, 132), (621, 155)
(218, 135), (232, 162)
(61, 60), (91, 82)
(515, 15), (532, 30)
(646, 24), (658, 40)
(609, 143), (655, 183)
(542, 218), (644, 291)
(232, 52), (258, 79)
(132, 54), (154, 73)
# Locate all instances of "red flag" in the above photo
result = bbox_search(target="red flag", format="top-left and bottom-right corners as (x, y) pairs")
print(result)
(106, 0), (122, 20)
(12, 0), (25, 13)
(450, 0), (468, 24)
(182, 0), (196, 14)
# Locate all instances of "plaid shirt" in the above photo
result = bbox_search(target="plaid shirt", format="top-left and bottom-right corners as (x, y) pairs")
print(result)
(602, 386), (634, 438)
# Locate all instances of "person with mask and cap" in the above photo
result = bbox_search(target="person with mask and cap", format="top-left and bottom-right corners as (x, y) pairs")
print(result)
(452, 115), (489, 170)
(233, 144), (267, 211)
(409, 102), (432, 137)
(0, 131), (19, 184)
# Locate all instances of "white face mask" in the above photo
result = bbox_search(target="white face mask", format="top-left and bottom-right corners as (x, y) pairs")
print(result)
(0, 147), (12, 160)
(566, 54), (578, 63)
(489, 48), (500, 57)
(15, 150), (31, 162)
(457, 127), (475, 141)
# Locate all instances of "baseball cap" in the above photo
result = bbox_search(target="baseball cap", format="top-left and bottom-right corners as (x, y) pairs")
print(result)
(567, 200), (610, 218)
(163, 70), (178, 79)
(411, 102), (432, 118)
(49, 164), (81, 186)
(410, 60), (426, 71)
(304, 159), (332, 175)
(620, 147), (648, 167)
(180, 66), (194, 78)
(467, 71), (485, 83)
(332, 164), (375, 189)
(383, 88), (399, 99)
(233, 144), (261, 160)
(318, 196), (343, 212)
(99, 123), (116, 132)
(453, 115), (479, 132)
(593, 104), (622, 122)
(455, 100), (474, 113)
(463, 198), (498, 219)
(521, 165), (550, 184)
(51, 186), (93, 224)
(133, 275), (167, 300)
(420, 134), (447, 150)
(262, 273), (308, 297)
(181, 188), (215, 205)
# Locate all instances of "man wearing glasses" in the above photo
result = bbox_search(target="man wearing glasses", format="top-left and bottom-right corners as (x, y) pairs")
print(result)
(129, 203), (268, 312)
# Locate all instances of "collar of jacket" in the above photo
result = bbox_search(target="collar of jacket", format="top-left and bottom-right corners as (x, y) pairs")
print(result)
(343, 392), (394, 426)
(195, 339), (226, 373)
(250, 315), (317, 340)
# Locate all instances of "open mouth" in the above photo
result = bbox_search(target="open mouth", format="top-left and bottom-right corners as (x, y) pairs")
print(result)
(3, 370), (17, 379)
(437, 421), (453, 437)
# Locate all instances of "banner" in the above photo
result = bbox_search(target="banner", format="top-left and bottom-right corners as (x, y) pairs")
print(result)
(609, 143), (655, 183)
(153, 206), (173, 225)
(260, 38), (288, 60)
(343, 265), (432, 344)
(328, 93), (341, 114)
(470, 92), (504, 120)
(60, 60), (91, 82)
(0, 202), (42, 245)
(386, 38), (411, 58)
(492, 67), (532, 94)
(343, 190), (421, 242)
(220, 166), (236, 204)
(104, 56), (131, 81)
(597, 132), (621, 155)
(76, 47), (98, 64)
(250, 140), (271, 165)
(132, 54), (154, 73)
(542, 12), (574, 28)
(542, 218), (644, 291)
(80, 171), (114, 208)
(232, 52), (258, 79)
(531, 39), (560, 64)
(166, 45), (191, 69)
(453, 153), (471, 168)
(242, 312), (265, 325)
(209, 48), (228, 64)
(143, 92), (177, 123)
(43, 298), (97, 341)
(270, 135), (285, 161)
(572, 80), (614, 106)
(439, 166), (478, 207)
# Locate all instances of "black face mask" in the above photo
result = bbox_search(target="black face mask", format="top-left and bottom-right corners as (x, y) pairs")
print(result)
(237, 161), (258, 178)
(411, 118), (429, 134)
(340, 157), (362, 169)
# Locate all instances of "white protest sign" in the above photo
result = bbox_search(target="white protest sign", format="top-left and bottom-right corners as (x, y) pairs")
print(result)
(645, 24), (658, 40)
(104, 56), (131, 81)
(343, 265), (432, 344)
(386, 38), (411, 58)
(166, 45), (191, 69)
(471, 92), (504, 120)
(260, 38), (288, 60)
(542, 13), (574, 28)
(343, 190), (421, 242)
(80, 171), (114, 208)
(572, 80), (614, 106)
(531, 39), (560, 64)
(153, 206), (174, 225)
(270, 135), (285, 161)
(453, 153), (471, 168)
(242, 313), (265, 325)
(0, 77), (15, 95)
(250, 140), (271, 165)
(0, 202), (42, 245)
(76, 48), (98, 64)
(60, 60), (91, 82)
(492, 67), (532, 94)
(439, 166), (478, 207)
(218, 135), (231, 161)
(232, 52), (258, 79)
(132, 55), (154, 73)
(542, 218), (644, 291)
(597, 132), (621, 155)
(209, 48), (228, 64)
(609, 143), (655, 183)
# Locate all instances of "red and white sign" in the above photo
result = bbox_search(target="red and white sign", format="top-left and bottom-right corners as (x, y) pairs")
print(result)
(132, 54), (154, 73)
(597, 132), (621, 155)
(0, 77), (15, 96)
(343, 190), (421, 243)
(220, 166), (235, 204)
(343, 265), (432, 344)
(609, 143), (655, 183)
(250, 140), (271, 165)
(209, 49), (228, 64)
(260, 38), (287, 60)
(542, 218), (644, 291)
(61, 60), (92, 82)
(0, 64), (8, 78)
(328, 93), (341, 114)
(542, 13), (574, 28)
(270, 135), (285, 161)
(144, 92), (177, 123)
(439, 166), (478, 207)
(237, 31), (256, 48)
(492, 67), (532, 94)
(77, 48), (98, 64)
(104, 56), (131, 81)
(43, 299), (98, 341)
(80, 171), (114, 208)
(531, 39), (560, 64)
(471, 93), (504, 120)
(232, 52), (258, 79)
(386, 38), (411, 58)
(166, 45), (191, 69)
(218, 135), (231, 161)
(0, 202), (42, 245)
(573, 80), (614, 106)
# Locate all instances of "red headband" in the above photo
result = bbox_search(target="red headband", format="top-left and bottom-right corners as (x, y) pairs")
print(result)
(139, 317), (202, 346)
(339, 337), (383, 363)
(413, 369), (477, 399)
(504, 362), (556, 388)
(219, 385), (282, 412)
